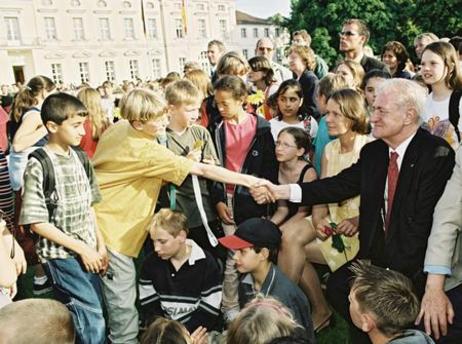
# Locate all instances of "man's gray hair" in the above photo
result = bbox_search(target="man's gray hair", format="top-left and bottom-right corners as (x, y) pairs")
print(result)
(377, 79), (428, 123)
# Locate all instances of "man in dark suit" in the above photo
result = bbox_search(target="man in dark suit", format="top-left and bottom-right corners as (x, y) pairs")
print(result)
(251, 78), (455, 343)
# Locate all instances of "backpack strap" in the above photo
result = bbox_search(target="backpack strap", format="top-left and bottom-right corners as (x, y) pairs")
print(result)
(28, 147), (91, 221)
(28, 148), (57, 221)
(449, 89), (462, 142)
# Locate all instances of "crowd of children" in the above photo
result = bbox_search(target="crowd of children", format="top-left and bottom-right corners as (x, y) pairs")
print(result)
(1, 19), (462, 344)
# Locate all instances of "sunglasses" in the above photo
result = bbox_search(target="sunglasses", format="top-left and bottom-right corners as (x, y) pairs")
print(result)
(258, 47), (273, 52)
(338, 31), (359, 37)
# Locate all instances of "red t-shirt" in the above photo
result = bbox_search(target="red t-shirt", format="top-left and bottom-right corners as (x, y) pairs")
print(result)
(224, 113), (257, 193)
(80, 119), (98, 158)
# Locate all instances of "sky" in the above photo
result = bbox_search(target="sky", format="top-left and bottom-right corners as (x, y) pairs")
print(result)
(235, 0), (291, 19)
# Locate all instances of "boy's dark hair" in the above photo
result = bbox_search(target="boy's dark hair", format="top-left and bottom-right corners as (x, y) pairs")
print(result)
(253, 246), (278, 264)
(449, 36), (462, 54)
(41, 92), (88, 126)
(0, 299), (75, 344)
(361, 69), (392, 90)
(214, 75), (248, 100)
(350, 260), (420, 337)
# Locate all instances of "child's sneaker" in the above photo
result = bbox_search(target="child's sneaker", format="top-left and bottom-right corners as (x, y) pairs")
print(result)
(33, 275), (53, 296)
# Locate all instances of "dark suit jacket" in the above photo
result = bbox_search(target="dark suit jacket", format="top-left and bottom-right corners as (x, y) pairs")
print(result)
(299, 129), (454, 291)
(360, 55), (388, 73)
(298, 69), (320, 121)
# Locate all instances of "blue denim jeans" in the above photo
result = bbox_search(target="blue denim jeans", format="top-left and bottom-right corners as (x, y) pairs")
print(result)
(45, 257), (106, 344)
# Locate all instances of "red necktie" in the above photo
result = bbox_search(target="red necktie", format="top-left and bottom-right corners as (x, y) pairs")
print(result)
(385, 152), (399, 231)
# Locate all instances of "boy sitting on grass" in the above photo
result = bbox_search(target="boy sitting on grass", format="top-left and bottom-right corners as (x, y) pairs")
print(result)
(218, 218), (315, 343)
(349, 261), (435, 344)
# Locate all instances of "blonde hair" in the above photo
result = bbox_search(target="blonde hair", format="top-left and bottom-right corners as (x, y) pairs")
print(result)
(165, 79), (201, 106)
(120, 88), (166, 122)
(335, 60), (365, 89)
(77, 87), (110, 140)
(216, 51), (250, 77)
(329, 88), (368, 135)
(150, 209), (189, 237)
(226, 296), (298, 344)
(288, 45), (316, 71)
(184, 69), (213, 99)
(317, 73), (352, 99)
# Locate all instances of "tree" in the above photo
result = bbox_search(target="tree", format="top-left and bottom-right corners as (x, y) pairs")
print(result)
(283, 0), (462, 67)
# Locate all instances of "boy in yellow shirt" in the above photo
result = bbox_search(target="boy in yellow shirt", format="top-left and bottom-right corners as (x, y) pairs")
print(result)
(92, 88), (262, 344)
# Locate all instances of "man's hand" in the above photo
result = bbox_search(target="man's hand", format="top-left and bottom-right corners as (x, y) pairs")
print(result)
(78, 243), (103, 273)
(415, 275), (454, 340)
(216, 202), (234, 225)
(190, 326), (208, 344)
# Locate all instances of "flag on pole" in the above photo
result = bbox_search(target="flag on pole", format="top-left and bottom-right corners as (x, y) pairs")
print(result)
(181, 0), (188, 35)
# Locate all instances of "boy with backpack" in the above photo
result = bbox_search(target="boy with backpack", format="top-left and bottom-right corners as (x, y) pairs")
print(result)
(19, 93), (107, 344)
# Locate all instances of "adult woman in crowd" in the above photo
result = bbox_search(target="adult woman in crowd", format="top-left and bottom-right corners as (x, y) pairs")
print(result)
(381, 41), (412, 79)
(287, 45), (320, 121)
(300, 88), (370, 332)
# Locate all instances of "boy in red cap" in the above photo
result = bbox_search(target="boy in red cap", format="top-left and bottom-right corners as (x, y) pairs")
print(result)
(219, 218), (315, 342)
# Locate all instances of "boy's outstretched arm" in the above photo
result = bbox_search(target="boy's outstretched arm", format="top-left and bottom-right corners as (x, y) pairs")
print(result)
(190, 162), (261, 188)
(31, 222), (103, 273)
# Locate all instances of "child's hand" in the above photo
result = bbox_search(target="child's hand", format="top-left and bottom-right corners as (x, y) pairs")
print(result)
(78, 243), (103, 273)
(216, 202), (234, 225)
(186, 149), (202, 162)
(190, 326), (208, 344)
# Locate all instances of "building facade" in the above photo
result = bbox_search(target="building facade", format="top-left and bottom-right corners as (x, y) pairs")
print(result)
(0, 0), (288, 86)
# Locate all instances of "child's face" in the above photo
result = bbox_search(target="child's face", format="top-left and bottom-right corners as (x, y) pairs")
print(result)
(215, 90), (244, 120)
(275, 131), (303, 162)
(233, 247), (264, 274)
(336, 64), (354, 85)
(169, 103), (200, 128)
(277, 88), (302, 118)
(420, 50), (448, 86)
(364, 77), (386, 107)
(134, 114), (169, 138)
(150, 226), (184, 260)
(248, 69), (265, 84)
(325, 98), (351, 136)
(50, 115), (86, 147)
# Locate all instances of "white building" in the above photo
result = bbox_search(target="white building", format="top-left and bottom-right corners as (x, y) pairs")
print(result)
(0, 0), (287, 86)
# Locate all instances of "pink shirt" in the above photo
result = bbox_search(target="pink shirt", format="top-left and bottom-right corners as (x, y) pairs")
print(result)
(224, 113), (257, 192)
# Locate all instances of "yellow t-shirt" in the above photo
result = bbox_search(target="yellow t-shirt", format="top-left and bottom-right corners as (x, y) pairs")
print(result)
(92, 121), (193, 257)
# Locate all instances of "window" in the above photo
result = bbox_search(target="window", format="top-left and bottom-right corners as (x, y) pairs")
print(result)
(175, 18), (184, 38)
(42, 0), (53, 5)
(197, 19), (206, 38)
(5, 17), (21, 41)
(124, 18), (135, 39)
(99, 18), (111, 40)
(241, 28), (247, 38)
(105, 60), (116, 81)
(253, 28), (258, 38)
(146, 2), (154, 9)
(79, 62), (90, 83)
(174, 2), (182, 10)
(197, 3), (205, 11)
(70, 0), (81, 6)
(179, 57), (186, 72)
(200, 51), (210, 73)
(152, 58), (161, 78)
(147, 18), (157, 39)
(264, 28), (270, 38)
(275, 28), (280, 37)
(97, 0), (107, 7)
(242, 49), (248, 59)
(51, 63), (63, 84)
(72, 17), (85, 40)
(219, 19), (227, 38)
(122, 1), (131, 8)
(44, 17), (57, 40)
(129, 59), (139, 79)
(218, 4), (225, 11)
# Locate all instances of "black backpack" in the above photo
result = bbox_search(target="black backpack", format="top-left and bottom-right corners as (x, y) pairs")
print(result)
(449, 89), (462, 142)
(28, 147), (91, 221)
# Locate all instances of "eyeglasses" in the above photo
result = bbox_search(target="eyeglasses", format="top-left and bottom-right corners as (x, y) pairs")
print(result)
(338, 31), (359, 37)
(275, 141), (297, 149)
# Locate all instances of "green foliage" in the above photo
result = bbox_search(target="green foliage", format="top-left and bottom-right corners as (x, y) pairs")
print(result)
(284, 0), (462, 67)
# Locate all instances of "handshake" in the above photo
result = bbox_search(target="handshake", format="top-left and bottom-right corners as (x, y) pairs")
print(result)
(248, 178), (290, 204)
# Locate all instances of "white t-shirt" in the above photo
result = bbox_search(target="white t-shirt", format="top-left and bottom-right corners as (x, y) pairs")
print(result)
(422, 92), (462, 148)
(269, 118), (318, 141)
